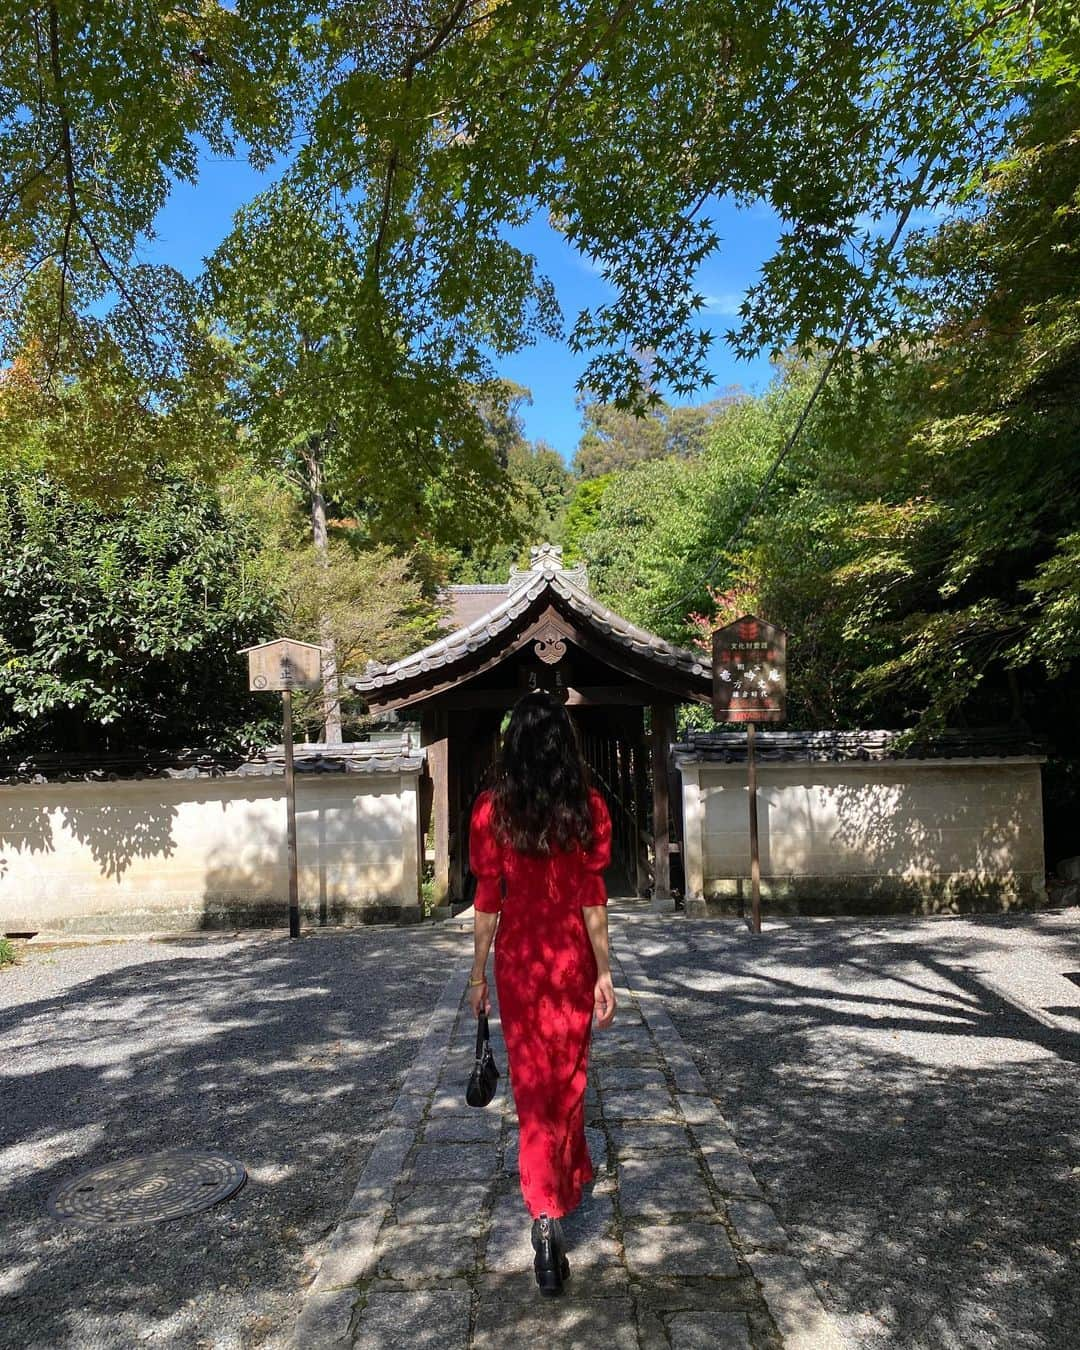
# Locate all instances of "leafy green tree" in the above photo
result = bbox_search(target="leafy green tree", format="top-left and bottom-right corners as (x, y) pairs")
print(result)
(729, 84), (1080, 736)
(573, 399), (667, 478)
(560, 475), (615, 565)
(6, 0), (1076, 486)
(581, 84), (1080, 744)
(572, 394), (737, 479)
(509, 440), (573, 536)
(206, 177), (517, 548)
(205, 181), (546, 735)
(0, 0), (304, 484)
(230, 470), (442, 738)
(579, 366), (820, 632)
(0, 463), (442, 756)
(834, 84), (1080, 729)
(299, 0), (1073, 407)
(0, 469), (280, 755)
(476, 382), (532, 466)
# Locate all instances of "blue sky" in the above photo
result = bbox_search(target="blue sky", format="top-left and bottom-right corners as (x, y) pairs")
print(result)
(147, 152), (779, 462)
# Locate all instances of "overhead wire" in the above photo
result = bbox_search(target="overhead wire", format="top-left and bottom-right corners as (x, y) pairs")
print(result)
(656, 156), (936, 620)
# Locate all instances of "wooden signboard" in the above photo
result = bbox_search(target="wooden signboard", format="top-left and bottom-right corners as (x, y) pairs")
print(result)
(711, 616), (787, 724)
(239, 638), (324, 939)
(241, 638), (324, 692)
(711, 616), (788, 936)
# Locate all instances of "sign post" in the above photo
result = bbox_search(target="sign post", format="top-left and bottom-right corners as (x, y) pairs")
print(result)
(711, 616), (787, 934)
(240, 639), (324, 939)
(281, 684), (300, 939)
(746, 721), (760, 931)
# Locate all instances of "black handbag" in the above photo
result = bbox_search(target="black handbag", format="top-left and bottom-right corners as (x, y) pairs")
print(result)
(466, 1012), (500, 1108)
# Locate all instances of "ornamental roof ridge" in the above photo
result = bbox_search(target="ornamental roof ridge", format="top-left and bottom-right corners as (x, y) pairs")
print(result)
(350, 566), (710, 692)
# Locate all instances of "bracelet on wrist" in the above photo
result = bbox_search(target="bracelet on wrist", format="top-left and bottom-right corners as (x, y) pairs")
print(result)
(468, 975), (487, 987)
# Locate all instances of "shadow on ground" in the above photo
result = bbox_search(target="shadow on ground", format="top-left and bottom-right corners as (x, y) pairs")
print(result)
(627, 911), (1080, 1350)
(0, 928), (464, 1349)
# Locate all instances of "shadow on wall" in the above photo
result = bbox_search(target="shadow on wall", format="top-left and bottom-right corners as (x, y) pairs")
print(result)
(825, 773), (1027, 867)
(0, 800), (56, 880)
(0, 791), (178, 884)
(708, 766), (1042, 913)
(632, 916), (1080, 1346)
(0, 928), (460, 1349)
(1, 777), (417, 933)
(201, 785), (415, 930)
(59, 797), (179, 881)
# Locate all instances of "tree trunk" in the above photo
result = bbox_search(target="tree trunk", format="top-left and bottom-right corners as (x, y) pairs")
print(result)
(307, 438), (343, 745)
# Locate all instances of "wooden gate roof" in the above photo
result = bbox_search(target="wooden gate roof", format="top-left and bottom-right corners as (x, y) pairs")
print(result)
(349, 546), (712, 712)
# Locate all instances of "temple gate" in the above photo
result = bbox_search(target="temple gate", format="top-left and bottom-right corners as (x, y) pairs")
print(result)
(350, 546), (712, 908)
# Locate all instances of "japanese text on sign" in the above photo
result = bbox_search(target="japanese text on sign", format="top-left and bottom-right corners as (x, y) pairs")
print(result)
(711, 616), (787, 724)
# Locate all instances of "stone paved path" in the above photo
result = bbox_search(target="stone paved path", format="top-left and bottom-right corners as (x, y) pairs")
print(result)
(290, 929), (846, 1349)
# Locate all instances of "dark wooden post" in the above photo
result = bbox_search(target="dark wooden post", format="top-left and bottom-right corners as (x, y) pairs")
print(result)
(650, 703), (676, 911)
(242, 638), (323, 939)
(447, 710), (464, 903)
(430, 737), (449, 903)
(616, 726), (632, 890)
(711, 616), (787, 937)
(747, 722), (762, 933)
(448, 708), (482, 903)
(669, 728), (684, 893)
(421, 708), (450, 904)
(633, 723), (650, 896)
(282, 687), (300, 939)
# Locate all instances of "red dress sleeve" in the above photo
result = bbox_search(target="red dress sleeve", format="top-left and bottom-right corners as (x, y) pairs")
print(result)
(581, 789), (612, 908)
(469, 791), (504, 913)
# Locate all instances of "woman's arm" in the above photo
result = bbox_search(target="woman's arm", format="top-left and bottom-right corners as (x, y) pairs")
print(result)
(468, 910), (498, 1016)
(582, 905), (617, 1028)
(468, 791), (502, 1018)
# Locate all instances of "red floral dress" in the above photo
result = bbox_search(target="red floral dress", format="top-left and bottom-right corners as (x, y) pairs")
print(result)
(469, 787), (612, 1219)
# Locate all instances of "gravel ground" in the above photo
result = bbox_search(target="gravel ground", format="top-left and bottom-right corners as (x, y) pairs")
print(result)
(622, 907), (1080, 1350)
(0, 926), (467, 1350)
(5, 910), (1077, 1350)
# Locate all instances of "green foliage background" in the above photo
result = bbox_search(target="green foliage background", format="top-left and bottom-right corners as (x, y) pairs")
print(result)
(0, 466), (442, 758)
(0, 470), (279, 755)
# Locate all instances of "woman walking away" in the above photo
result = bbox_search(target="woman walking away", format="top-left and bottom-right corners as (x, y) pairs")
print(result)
(467, 689), (616, 1297)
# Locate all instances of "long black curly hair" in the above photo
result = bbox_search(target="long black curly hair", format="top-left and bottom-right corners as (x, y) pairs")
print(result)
(490, 689), (594, 855)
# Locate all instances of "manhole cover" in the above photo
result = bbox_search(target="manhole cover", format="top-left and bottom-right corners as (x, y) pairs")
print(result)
(47, 1151), (246, 1226)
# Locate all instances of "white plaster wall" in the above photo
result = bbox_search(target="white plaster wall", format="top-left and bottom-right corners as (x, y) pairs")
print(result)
(0, 772), (422, 932)
(679, 759), (1046, 909)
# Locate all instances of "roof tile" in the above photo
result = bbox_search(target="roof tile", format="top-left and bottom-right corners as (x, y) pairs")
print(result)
(350, 570), (708, 693)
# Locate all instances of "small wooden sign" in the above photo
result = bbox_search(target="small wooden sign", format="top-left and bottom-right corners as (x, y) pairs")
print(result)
(238, 637), (325, 941)
(241, 639), (324, 692)
(712, 615), (787, 724)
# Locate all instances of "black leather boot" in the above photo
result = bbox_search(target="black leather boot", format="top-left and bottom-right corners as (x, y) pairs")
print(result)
(531, 1214), (570, 1296)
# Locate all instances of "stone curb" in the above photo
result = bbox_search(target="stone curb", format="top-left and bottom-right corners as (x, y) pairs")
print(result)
(614, 944), (850, 1350)
(752, 1255), (850, 1350)
(286, 965), (466, 1344)
(289, 1287), (358, 1349)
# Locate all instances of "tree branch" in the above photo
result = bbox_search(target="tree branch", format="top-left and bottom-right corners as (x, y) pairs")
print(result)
(0, 153), (61, 227)
(46, 1), (77, 378)
(529, 0), (638, 156)
(369, 0), (478, 289)
(45, 0), (164, 376)
(0, 253), (53, 301)
(657, 155), (938, 618)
